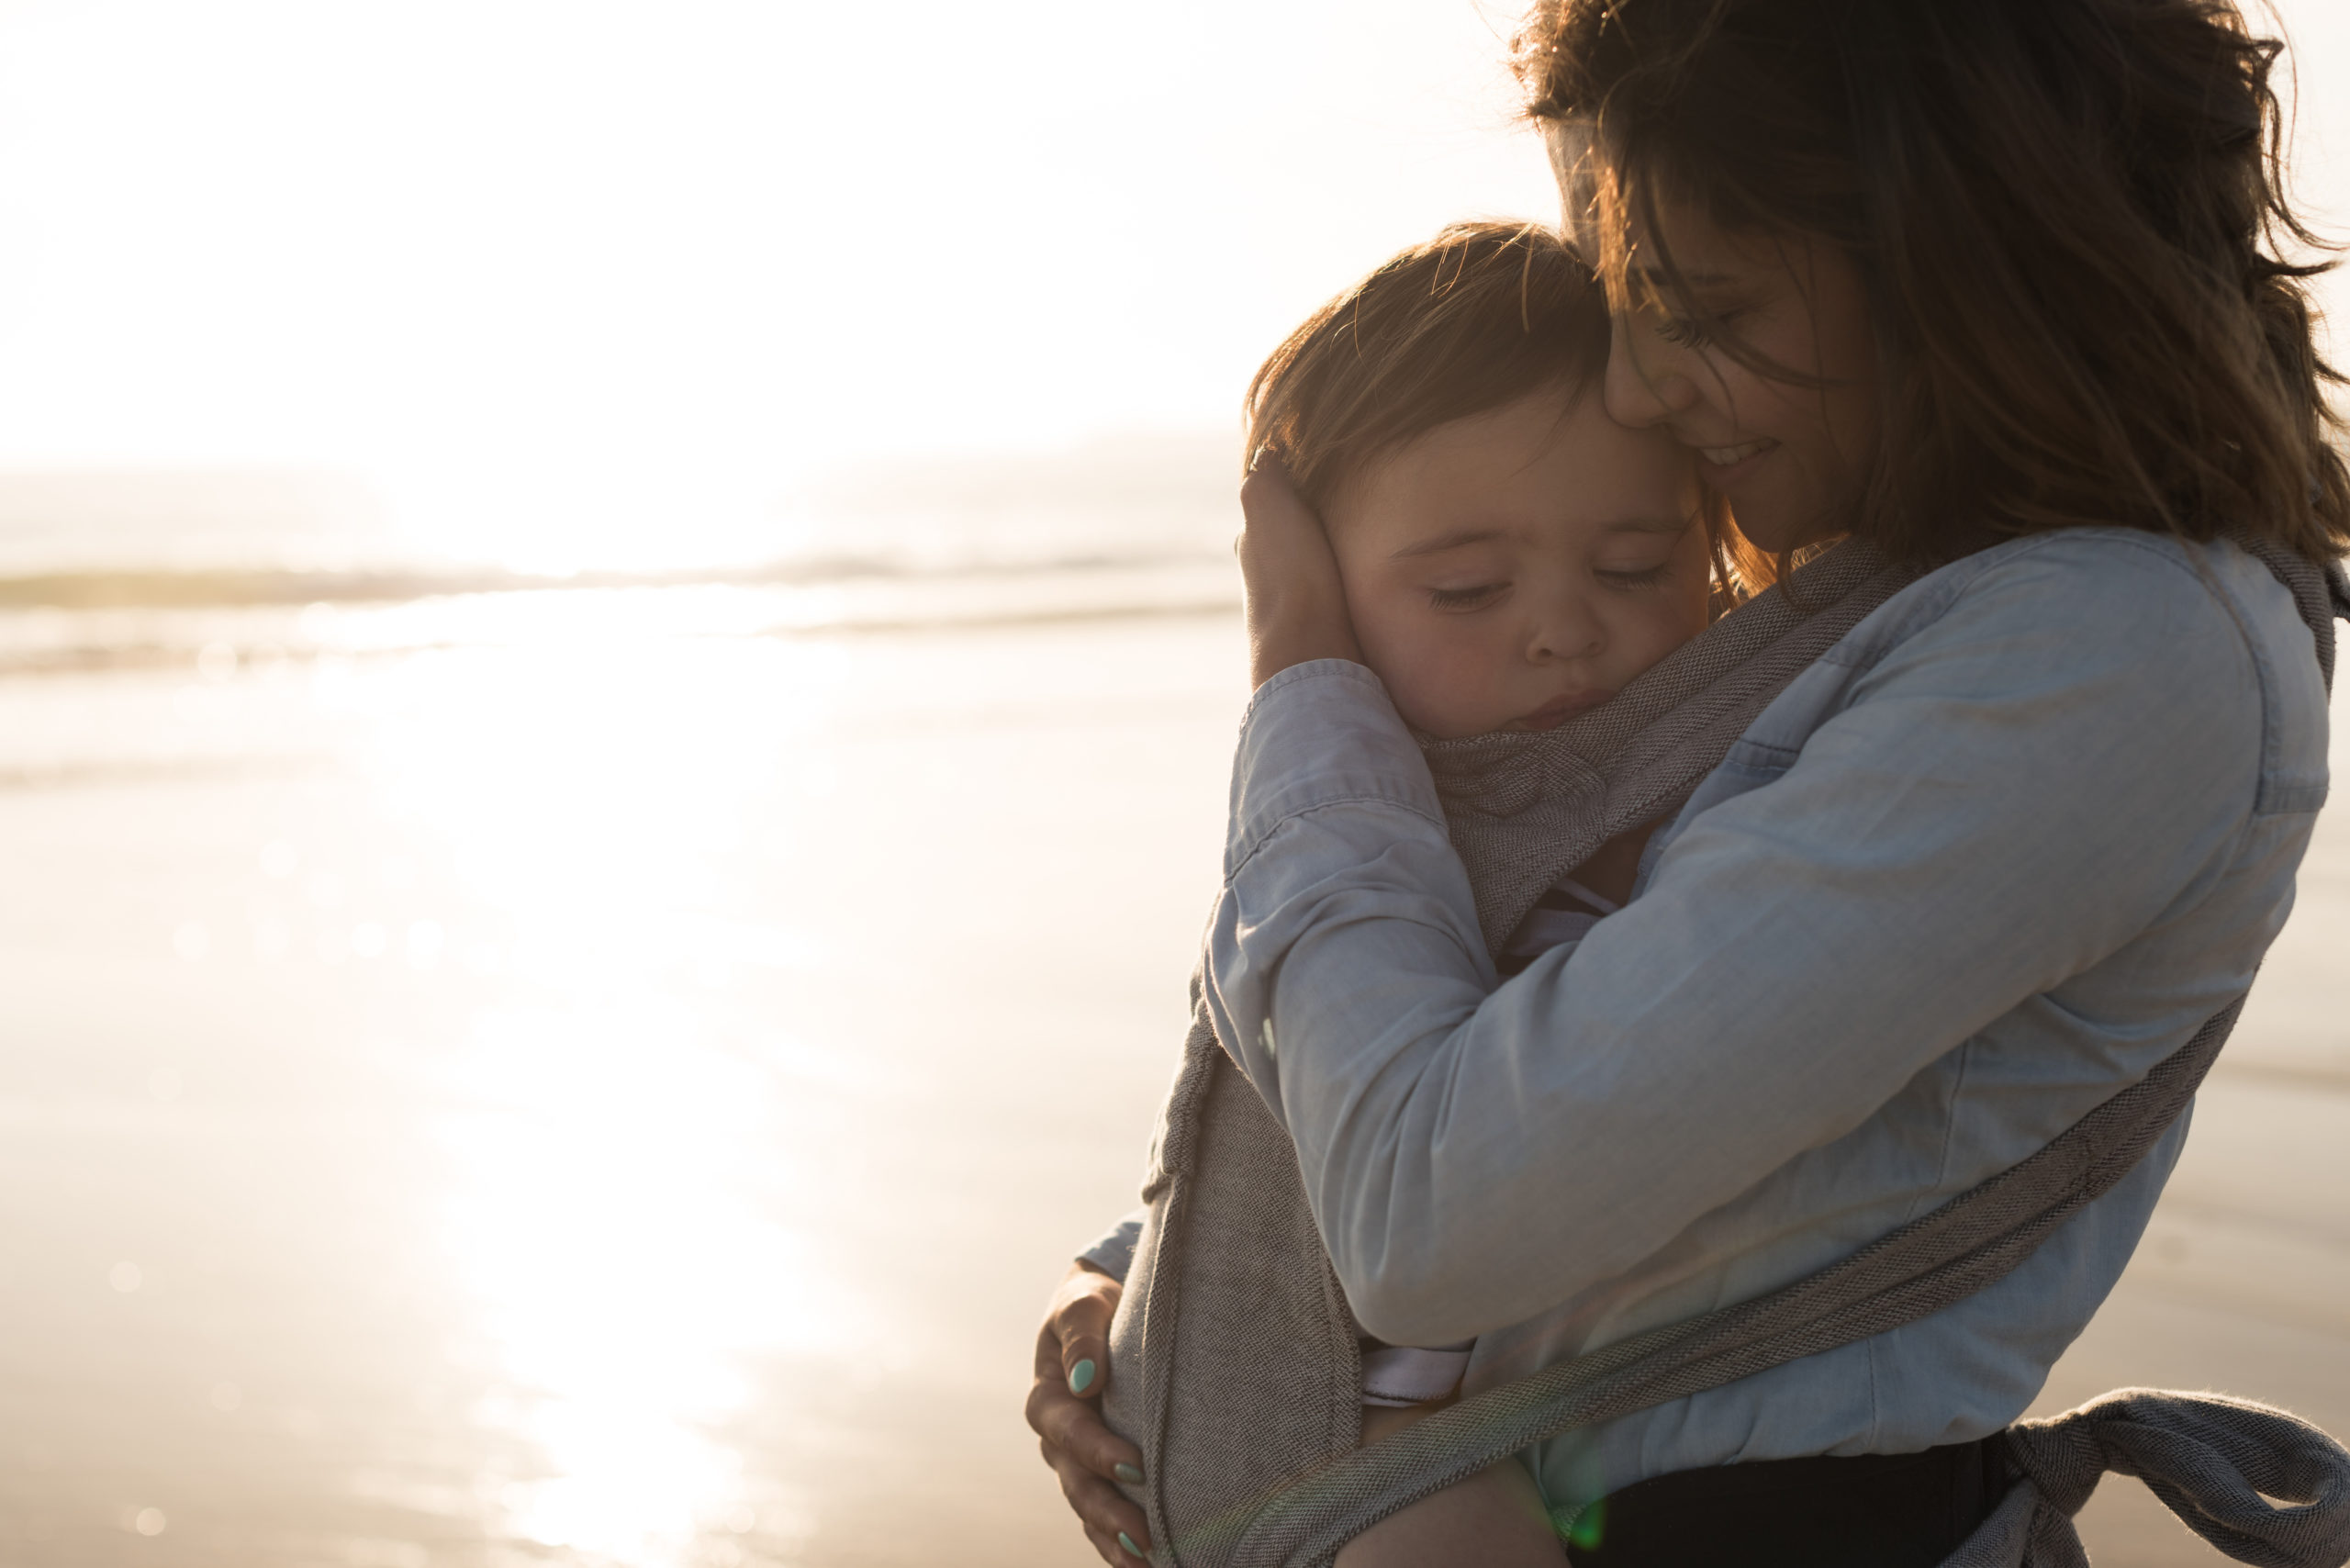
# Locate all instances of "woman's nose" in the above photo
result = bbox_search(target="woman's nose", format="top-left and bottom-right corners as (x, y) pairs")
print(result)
(1604, 317), (1696, 429)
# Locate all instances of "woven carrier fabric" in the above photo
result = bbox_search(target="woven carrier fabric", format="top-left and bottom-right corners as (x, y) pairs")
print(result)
(1102, 998), (1367, 1566)
(1102, 539), (2350, 1568)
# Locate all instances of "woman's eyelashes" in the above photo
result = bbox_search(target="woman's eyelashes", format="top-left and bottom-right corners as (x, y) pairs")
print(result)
(1650, 298), (1745, 353)
(1653, 311), (1720, 351)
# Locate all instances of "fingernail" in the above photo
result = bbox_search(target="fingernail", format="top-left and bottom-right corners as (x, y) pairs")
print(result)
(1118, 1530), (1145, 1558)
(1068, 1358), (1096, 1395)
(1114, 1462), (1144, 1484)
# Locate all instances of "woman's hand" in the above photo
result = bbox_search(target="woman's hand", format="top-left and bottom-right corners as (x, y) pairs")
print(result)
(1239, 454), (1363, 689)
(1026, 1263), (1152, 1562)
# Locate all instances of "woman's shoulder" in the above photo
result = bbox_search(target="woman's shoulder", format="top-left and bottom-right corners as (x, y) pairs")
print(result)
(1839, 526), (2329, 816)
(1837, 527), (2304, 665)
(1876, 526), (2285, 633)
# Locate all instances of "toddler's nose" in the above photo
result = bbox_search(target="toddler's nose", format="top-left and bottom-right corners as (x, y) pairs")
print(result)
(1528, 603), (1604, 663)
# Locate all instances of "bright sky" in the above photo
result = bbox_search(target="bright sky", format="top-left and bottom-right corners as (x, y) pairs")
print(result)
(0, 0), (2340, 570)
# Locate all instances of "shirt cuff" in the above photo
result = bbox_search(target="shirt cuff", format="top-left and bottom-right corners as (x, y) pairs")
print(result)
(1076, 1208), (1149, 1282)
(1227, 658), (1446, 877)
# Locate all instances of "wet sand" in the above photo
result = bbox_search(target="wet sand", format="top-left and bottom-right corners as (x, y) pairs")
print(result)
(0, 601), (2339, 1565)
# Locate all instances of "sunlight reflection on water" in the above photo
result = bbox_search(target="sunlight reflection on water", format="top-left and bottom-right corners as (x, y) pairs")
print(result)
(0, 580), (1248, 1566)
(444, 1006), (826, 1562)
(373, 632), (852, 1564)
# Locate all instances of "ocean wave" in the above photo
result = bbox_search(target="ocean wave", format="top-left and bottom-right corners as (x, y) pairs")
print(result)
(0, 557), (1242, 675)
(0, 544), (1229, 610)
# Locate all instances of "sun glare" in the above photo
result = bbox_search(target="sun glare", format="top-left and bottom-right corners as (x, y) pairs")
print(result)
(358, 611), (855, 1562)
(0, 0), (1579, 577)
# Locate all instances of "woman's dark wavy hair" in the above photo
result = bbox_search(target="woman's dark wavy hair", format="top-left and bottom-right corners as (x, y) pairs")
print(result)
(1516, 0), (2350, 566)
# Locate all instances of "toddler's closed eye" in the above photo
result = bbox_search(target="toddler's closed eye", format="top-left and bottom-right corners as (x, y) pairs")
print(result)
(1428, 583), (1507, 610)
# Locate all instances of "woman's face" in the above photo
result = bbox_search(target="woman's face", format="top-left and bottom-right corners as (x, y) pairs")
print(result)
(1592, 191), (1881, 554)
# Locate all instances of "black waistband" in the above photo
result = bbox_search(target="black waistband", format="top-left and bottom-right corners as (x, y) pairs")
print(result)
(1563, 1435), (2013, 1568)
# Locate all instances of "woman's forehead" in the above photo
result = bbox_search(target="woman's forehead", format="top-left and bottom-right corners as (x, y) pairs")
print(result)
(1547, 122), (1784, 286)
(1548, 126), (1722, 287)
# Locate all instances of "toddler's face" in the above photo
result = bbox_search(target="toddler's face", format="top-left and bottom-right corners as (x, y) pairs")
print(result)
(1324, 385), (1712, 741)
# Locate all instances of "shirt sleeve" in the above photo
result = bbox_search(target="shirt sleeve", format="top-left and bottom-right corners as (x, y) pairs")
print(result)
(1205, 546), (2266, 1349)
(1077, 1208), (1149, 1282)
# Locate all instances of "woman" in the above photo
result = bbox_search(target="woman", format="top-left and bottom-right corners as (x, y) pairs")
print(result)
(1029, 0), (2347, 1561)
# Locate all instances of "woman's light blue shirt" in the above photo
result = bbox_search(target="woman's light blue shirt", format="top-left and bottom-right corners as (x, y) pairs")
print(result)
(1196, 530), (2327, 1511)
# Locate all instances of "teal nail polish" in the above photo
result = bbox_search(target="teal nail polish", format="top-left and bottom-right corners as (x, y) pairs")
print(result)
(1068, 1358), (1097, 1394)
(1114, 1462), (1143, 1484)
(1118, 1530), (1145, 1558)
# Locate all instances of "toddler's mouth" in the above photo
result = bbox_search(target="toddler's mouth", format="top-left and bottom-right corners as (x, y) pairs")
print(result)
(1511, 690), (1612, 731)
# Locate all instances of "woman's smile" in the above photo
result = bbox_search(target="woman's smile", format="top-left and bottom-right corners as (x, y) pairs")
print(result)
(1697, 437), (1776, 469)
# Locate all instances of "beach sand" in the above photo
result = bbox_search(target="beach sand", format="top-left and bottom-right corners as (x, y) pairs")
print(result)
(0, 601), (2339, 1565)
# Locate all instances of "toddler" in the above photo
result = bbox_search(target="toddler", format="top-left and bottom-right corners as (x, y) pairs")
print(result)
(1239, 220), (1756, 1563)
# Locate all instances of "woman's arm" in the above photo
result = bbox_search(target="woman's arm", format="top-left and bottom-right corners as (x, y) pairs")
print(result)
(1211, 537), (2275, 1348)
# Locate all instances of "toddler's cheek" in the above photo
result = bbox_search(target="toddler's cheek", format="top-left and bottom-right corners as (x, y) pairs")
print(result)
(1381, 674), (1450, 737)
(1386, 655), (1510, 742)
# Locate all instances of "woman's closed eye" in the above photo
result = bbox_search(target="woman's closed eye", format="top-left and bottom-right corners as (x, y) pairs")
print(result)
(1653, 312), (1714, 351)
(1651, 300), (1745, 353)
(1427, 582), (1508, 611)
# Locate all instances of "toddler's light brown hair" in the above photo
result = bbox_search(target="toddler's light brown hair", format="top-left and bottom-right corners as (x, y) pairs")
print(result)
(1247, 219), (1765, 596)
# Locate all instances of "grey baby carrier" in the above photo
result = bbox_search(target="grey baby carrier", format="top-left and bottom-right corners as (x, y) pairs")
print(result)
(1102, 538), (2350, 1568)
